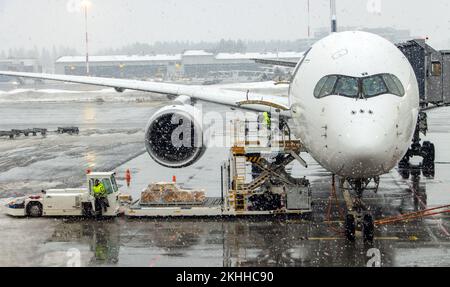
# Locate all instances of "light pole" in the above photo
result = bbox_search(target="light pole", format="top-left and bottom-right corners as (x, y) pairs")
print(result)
(330, 0), (337, 33)
(307, 0), (310, 38)
(81, 0), (91, 75)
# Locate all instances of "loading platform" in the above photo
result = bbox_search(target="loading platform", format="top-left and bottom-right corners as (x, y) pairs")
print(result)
(125, 118), (312, 218)
(126, 197), (311, 218)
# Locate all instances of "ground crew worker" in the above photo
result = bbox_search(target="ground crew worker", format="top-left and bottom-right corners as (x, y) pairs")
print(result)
(263, 112), (271, 130)
(263, 112), (272, 145)
(93, 179), (109, 214)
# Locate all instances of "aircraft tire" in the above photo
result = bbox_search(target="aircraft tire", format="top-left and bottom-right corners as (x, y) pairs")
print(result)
(362, 214), (374, 243)
(345, 214), (356, 242)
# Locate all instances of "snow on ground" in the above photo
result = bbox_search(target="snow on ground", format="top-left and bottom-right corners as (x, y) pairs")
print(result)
(0, 88), (168, 103)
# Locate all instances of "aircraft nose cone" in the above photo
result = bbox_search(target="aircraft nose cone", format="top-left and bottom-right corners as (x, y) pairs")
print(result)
(344, 122), (385, 154)
(338, 121), (390, 177)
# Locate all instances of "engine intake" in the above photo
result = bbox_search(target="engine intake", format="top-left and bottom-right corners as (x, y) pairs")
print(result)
(145, 105), (206, 168)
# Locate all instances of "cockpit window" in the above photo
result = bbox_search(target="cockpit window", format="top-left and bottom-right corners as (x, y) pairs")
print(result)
(314, 75), (337, 98)
(313, 73), (405, 99)
(362, 75), (388, 97)
(335, 76), (359, 97)
(382, 74), (405, 96)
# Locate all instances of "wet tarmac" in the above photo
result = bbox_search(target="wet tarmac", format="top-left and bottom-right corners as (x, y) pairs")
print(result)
(0, 84), (169, 197)
(0, 86), (449, 266)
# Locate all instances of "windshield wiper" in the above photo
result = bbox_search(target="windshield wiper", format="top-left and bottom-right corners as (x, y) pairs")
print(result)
(357, 80), (366, 100)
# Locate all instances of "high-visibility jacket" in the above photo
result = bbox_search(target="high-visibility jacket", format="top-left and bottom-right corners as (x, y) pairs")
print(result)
(95, 244), (108, 261)
(93, 183), (107, 198)
(263, 112), (271, 128)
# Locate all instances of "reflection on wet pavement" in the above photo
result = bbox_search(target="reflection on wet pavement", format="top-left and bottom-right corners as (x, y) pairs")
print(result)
(0, 89), (449, 266)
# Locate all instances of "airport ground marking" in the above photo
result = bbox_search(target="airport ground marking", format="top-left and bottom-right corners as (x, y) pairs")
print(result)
(306, 236), (400, 241)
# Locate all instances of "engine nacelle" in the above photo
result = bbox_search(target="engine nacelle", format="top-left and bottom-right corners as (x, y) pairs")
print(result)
(145, 105), (206, 168)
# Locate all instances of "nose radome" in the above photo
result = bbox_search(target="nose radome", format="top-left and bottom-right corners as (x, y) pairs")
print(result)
(343, 122), (386, 155)
(337, 121), (390, 177)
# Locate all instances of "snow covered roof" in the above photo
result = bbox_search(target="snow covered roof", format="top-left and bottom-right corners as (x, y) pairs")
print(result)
(183, 50), (214, 56)
(0, 58), (39, 64)
(56, 54), (182, 63)
(55, 51), (304, 64)
(215, 51), (304, 60)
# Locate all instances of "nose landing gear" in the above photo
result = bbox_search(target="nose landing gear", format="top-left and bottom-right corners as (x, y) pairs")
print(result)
(344, 212), (375, 243)
(334, 177), (378, 243)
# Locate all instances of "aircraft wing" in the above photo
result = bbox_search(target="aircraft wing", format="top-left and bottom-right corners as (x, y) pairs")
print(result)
(0, 71), (290, 114)
(251, 58), (298, 68)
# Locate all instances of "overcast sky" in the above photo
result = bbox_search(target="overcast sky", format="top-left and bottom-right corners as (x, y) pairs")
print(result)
(0, 0), (450, 53)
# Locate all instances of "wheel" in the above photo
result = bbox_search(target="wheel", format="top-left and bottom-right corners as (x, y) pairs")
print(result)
(429, 143), (435, 162)
(422, 141), (435, 162)
(362, 214), (375, 243)
(344, 214), (356, 242)
(422, 161), (435, 178)
(27, 203), (43, 217)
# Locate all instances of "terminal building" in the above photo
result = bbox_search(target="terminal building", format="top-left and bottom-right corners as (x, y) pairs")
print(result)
(54, 27), (411, 81)
(0, 59), (42, 82)
(55, 54), (181, 79)
(55, 50), (303, 80)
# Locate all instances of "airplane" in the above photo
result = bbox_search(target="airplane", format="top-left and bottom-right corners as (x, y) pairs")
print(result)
(0, 31), (423, 240)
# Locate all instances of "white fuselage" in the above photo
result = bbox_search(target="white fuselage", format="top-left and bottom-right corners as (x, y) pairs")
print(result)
(289, 31), (419, 178)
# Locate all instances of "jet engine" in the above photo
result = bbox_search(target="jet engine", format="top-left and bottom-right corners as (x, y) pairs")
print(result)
(145, 105), (206, 168)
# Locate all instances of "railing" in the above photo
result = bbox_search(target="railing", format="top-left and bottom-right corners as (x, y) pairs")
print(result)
(231, 118), (293, 149)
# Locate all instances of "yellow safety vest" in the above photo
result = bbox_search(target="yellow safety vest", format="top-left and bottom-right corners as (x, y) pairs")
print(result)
(93, 183), (106, 198)
(263, 112), (271, 128)
(95, 245), (108, 261)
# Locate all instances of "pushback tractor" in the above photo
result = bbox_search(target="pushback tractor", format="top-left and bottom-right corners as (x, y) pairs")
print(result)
(5, 172), (121, 217)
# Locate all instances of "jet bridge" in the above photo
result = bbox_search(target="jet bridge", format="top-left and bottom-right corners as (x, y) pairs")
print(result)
(395, 39), (450, 179)
(397, 39), (450, 106)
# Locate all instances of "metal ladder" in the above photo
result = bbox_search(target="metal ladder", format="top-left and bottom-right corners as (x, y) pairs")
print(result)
(234, 156), (247, 189)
